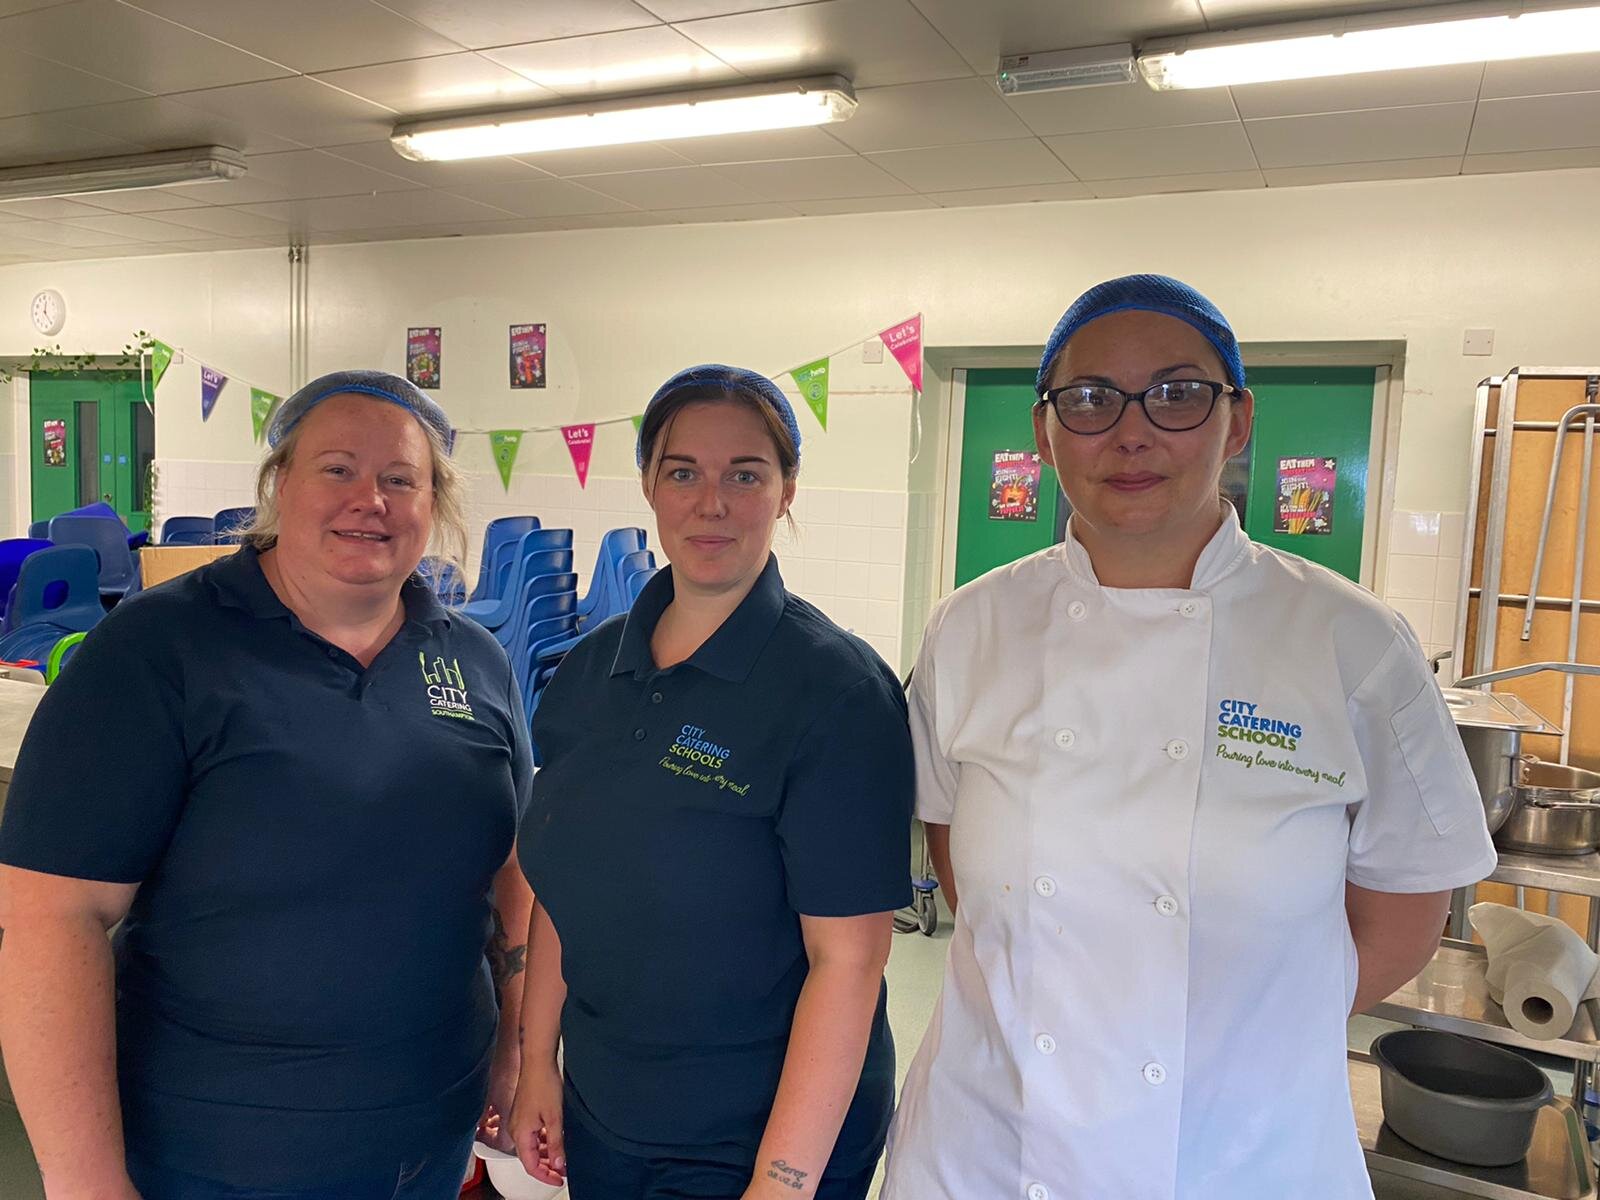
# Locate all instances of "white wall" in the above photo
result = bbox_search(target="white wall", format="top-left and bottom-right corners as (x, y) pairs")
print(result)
(3, 166), (1599, 667)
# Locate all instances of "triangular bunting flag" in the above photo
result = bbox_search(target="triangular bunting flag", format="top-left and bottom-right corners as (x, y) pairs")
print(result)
(791, 357), (830, 431)
(630, 414), (644, 434)
(444, 428), (458, 457)
(562, 424), (595, 489)
(879, 314), (923, 392)
(149, 340), (174, 390)
(490, 430), (524, 491)
(250, 388), (278, 443)
(200, 366), (227, 422)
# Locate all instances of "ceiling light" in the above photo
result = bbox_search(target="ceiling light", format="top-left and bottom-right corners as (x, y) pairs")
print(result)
(1138, 1), (1600, 89)
(998, 45), (1137, 94)
(391, 76), (857, 162)
(0, 146), (246, 202)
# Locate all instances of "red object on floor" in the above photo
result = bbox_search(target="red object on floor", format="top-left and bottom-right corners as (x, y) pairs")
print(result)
(460, 1155), (485, 1194)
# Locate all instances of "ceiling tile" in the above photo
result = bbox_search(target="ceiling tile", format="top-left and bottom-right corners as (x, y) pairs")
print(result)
(1462, 146), (1600, 174)
(1229, 63), (1482, 120)
(442, 177), (636, 217)
(199, 148), (423, 205)
(138, 203), (292, 238)
(235, 189), (521, 231)
(710, 154), (914, 201)
(1262, 157), (1461, 187)
(324, 139), (551, 185)
(925, 180), (1092, 206)
(0, 46), (147, 120)
(789, 194), (939, 215)
(1044, 120), (1256, 179)
(0, 205), (34, 222)
(159, 236), (279, 251)
(56, 211), (203, 241)
(1, 0), (291, 94)
(575, 165), (765, 209)
(1247, 102), (1473, 168)
(313, 52), (558, 116)
(372, 0), (658, 49)
(482, 26), (736, 98)
(675, 0), (974, 89)
(7, 219), (142, 245)
(829, 77), (1033, 153)
(121, 0), (462, 73)
(73, 186), (217, 213)
(517, 142), (692, 177)
(669, 126), (853, 165)
(908, 0), (1206, 75)
(0, 0), (76, 15)
(1005, 79), (1237, 137)
(637, 0), (798, 17)
(0, 196), (111, 218)
(167, 78), (398, 149)
(477, 212), (675, 232)
(0, 112), (143, 163)
(649, 202), (799, 223)
(1480, 51), (1600, 99)
(1087, 168), (1264, 198)
(1468, 92), (1600, 155)
(53, 95), (304, 154)
(1198, 0), (1427, 21)
(868, 137), (1075, 191)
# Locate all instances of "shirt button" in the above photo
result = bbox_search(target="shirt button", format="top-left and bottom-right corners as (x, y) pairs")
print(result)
(633, 728), (646, 741)
(1165, 738), (1190, 761)
(1028, 1185), (1050, 1200)
(1066, 601), (1087, 621)
(651, 692), (663, 704)
(1179, 600), (1201, 618)
(1155, 895), (1180, 918)
(1144, 1062), (1168, 1086)
(1035, 1033), (1057, 1056)
(1033, 875), (1057, 898)
(1053, 728), (1076, 750)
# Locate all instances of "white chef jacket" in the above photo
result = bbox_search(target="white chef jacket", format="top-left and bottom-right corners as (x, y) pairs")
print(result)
(882, 508), (1496, 1200)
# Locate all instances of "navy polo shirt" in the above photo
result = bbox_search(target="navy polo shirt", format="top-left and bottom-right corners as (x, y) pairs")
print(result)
(519, 556), (912, 1173)
(0, 546), (533, 1189)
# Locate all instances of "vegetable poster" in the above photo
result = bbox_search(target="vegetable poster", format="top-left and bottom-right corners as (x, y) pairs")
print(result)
(1275, 457), (1336, 535)
(990, 450), (1041, 522)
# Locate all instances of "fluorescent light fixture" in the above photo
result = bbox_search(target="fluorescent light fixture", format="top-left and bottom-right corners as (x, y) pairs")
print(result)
(391, 75), (856, 162)
(1139, 1), (1600, 89)
(0, 146), (246, 202)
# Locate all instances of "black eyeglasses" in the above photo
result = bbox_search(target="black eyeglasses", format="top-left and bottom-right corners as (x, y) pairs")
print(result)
(1037, 379), (1236, 436)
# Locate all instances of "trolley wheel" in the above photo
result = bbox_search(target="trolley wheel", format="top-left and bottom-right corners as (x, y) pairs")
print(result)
(917, 892), (938, 937)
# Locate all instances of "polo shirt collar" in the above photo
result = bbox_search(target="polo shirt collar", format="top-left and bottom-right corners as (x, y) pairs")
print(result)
(209, 543), (453, 630)
(610, 554), (786, 683)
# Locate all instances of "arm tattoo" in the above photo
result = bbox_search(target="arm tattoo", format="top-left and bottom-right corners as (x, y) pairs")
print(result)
(764, 1160), (808, 1191)
(487, 909), (527, 992)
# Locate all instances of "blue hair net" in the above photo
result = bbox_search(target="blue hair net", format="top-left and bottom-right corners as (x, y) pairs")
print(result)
(1036, 274), (1246, 395)
(636, 364), (803, 468)
(268, 369), (452, 449)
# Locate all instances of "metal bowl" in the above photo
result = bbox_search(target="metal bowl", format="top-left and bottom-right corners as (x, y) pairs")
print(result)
(1493, 759), (1600, 856)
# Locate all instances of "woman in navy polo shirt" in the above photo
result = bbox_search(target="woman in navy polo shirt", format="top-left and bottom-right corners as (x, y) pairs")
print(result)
(509, 365), (913, 1200)
(0, 371), (534, 1199)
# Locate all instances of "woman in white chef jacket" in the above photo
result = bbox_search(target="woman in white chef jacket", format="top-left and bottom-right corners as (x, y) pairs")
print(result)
(881, 274), (1497, 1200)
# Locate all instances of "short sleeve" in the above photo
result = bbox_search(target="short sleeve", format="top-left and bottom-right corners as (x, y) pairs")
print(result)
(777, 671), (913, 917)
(0, 605), (189, 884)
(907, 620), (958, 826)
(1345, 621), (1497, 893)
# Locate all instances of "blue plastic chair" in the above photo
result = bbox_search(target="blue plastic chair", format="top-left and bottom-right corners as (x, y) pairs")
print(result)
(479, 529), (572, 606)
(161, 516), (215, 546)
(505, 580), (579, 695)
(26, 520), (48, 539)
(48, 515), (141, 601)
(577, 528), (647, 627)
(459, 534), (573, 632)
(478, 550), (574, 641)
(625, 566), (657, 605)
(60, 502), (148, 549)
(0, 539), (53, 624)
(5, 546), (104, 634)
(213, 507), (255, 544)
(470, 516), (541, 601)
(0, 623), (69, 667)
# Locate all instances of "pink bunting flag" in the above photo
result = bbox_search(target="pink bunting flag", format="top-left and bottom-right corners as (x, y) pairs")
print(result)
(562, 423), (595, 489)
(879, 314), (923, 392)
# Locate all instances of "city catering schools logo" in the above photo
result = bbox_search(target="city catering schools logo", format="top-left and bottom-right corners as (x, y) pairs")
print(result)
(420, 653), (475, 721)
(1214, 697), (1348, 788)
(659, 723), (751, 795)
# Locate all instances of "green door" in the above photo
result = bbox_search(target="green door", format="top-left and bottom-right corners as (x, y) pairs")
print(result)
(953, 368), (1061, 588)
(29, 372), (155, 533)
(1240, 366), (1375, 583)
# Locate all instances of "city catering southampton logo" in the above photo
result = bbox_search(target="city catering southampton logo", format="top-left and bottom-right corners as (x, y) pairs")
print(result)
(659, 723), (750, 795)
(419, 653), (475, 721)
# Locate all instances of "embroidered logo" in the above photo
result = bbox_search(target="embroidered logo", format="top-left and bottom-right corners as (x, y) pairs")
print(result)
(1214, 696), (1348, 787)
(658, 723), (750, 794)
(420, 652), (475, 721)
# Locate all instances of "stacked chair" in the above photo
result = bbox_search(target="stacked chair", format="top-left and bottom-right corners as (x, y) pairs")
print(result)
(160, 516), (215, 545)
(48, 514), (141, 602)
(468, 516), (541, 603)
(0, 546), (105, 668)
(212, 507), (256, 544)
(0, 538), (54, 627)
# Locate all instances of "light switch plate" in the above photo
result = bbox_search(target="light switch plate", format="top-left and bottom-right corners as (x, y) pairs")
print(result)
(1463, 328), (1494, 356)
(862, 337), (884, 364)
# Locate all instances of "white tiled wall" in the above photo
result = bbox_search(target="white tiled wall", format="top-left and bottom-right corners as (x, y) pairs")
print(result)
(157, 456), (910, 669)
(1383, 508), (1468, 680)
(0, 455), (16, 537)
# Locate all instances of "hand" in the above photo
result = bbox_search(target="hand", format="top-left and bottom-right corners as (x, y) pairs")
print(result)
(477, 1038), (522, 1153)
(508, 1059), (566, 1187)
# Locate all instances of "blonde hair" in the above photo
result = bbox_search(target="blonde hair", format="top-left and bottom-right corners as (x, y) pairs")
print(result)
(243, 405), (468, 577)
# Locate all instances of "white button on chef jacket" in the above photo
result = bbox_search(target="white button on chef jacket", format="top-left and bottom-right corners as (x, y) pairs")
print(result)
(881, 508), (1497, 1200)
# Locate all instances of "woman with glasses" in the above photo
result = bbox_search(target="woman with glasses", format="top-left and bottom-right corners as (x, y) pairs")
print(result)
(880, 275), (1494, 1200)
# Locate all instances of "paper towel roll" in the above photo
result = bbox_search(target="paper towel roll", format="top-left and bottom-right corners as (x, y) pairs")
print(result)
(1471, 902), (1600, 1040)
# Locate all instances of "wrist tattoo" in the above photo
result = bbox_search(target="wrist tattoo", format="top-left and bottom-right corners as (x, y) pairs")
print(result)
(765, 1160), (808, 1191)
(487, 909), (528, 991)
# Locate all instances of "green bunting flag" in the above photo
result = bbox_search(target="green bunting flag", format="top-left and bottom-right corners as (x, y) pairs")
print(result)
(250, 388), (278, 443)
(149, 340), (174, 390)
(490, 430), (524, 491)
(630, 414), (644, 434)
(791, 357), (830, 431)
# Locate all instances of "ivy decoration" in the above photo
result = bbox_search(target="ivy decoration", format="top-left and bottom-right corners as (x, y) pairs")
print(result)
(0, 330), (158, 384)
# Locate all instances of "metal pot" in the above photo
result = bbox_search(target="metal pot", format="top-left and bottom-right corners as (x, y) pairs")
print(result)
(1492, 759), (1600, 856)
(1442, 689), (1558, 834)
